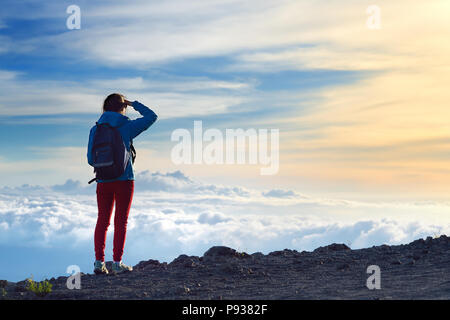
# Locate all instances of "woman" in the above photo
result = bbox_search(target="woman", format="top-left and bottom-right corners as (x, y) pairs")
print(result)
(87, 93), (158, 274)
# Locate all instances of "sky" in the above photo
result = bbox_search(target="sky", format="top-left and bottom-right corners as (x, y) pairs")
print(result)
(1, 0), (450, 281)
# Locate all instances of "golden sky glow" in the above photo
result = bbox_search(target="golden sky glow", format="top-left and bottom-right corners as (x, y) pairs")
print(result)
(264, 0), (450, 199)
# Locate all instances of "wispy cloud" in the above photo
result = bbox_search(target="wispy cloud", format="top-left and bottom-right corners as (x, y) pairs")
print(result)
(0, 71), (252, 117)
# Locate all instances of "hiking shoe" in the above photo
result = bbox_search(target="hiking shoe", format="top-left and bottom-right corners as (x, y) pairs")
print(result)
(112, 261), (133, 274)
(94, 260), (109, 275)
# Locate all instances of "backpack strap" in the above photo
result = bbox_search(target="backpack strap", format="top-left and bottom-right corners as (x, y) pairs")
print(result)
(115, 122), (136, 164)
(130, 142), (136, 164)
(96, 121), (112, 128)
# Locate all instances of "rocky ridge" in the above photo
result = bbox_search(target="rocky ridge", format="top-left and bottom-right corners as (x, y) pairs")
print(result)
(1, 235), (450, 299)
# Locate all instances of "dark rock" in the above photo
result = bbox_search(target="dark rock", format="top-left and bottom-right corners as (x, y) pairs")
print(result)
(251, 252), (264, 259)
(219, 262), (241, 274)
(337, 263), (350, 271)
(135, 259), (160, 270)
(238, 252), (251, 258)
(203, 246), (239, 262)
(14, 284), (27, 292)
(412, 239), (425, 246)
(269, 249), (297, 257)
(169, 254), (200, 268)
(204, 246), (237, 256)
(435, 234), (448, 241)
(268, 250), (284, 256)
(170, 254), (190, 264)
(170, 285), (190, 295)
(313, 243), (351, 253)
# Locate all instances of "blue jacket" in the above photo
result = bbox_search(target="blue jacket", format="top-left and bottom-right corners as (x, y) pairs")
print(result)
(87, 101), (157, 182)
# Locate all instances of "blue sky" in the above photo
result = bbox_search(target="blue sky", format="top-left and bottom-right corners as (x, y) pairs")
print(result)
(0, 0), (367, 190)
(1, 0), (450, 281)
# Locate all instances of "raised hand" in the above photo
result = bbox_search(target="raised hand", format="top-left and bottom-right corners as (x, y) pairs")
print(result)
(123, 99), (133, 107)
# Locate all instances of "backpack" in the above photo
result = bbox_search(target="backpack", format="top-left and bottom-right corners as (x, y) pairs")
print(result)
(88, 122), (136, 184)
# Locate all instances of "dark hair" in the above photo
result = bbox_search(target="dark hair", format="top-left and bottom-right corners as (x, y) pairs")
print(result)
(103, 93), (126, 113)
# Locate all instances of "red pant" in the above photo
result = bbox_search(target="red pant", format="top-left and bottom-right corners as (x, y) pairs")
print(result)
(95, 180), (134, 262)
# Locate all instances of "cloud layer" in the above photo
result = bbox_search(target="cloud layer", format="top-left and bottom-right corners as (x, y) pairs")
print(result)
(1, 170), (449, 281)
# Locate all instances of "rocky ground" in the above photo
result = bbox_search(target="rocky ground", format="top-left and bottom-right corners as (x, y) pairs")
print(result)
(1, 235), (450, 300)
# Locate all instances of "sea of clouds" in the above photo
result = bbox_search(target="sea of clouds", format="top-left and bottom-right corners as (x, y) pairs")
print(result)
(1, 170), (449, 281)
